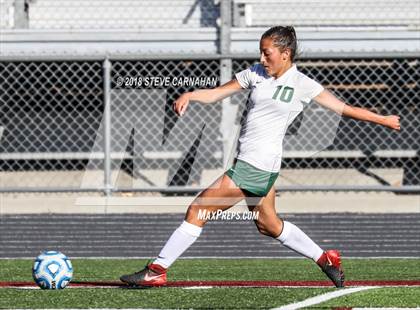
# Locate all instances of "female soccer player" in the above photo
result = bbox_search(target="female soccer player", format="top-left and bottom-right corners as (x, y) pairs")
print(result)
(120, 26), (401, 288)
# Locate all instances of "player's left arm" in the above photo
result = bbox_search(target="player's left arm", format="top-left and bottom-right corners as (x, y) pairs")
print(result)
(313, 89), (401, 131)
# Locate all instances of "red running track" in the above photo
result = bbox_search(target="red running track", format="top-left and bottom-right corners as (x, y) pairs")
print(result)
(1, 280), (420, 288)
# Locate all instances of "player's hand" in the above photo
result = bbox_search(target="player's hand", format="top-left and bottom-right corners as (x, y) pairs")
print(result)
(383, 115), (401, 131)
(173, 92), (191, 117)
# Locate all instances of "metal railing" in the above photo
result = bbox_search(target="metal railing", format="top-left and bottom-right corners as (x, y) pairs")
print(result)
(1, 55), (419, 194)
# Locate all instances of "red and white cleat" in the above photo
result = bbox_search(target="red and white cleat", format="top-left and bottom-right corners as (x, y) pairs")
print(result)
(120, 263), (167, 287)
(317, 250), (345, 288)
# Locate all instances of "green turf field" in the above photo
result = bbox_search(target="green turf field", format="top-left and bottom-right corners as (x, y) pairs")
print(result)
(1, 258), (419, 309)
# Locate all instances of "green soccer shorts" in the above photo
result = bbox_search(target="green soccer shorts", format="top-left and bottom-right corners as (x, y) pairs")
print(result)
(225, 159), (279, 197)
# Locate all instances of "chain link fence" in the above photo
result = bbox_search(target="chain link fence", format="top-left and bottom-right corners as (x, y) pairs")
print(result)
(1, 0), (419, 193)
(2, 0), (419, 30)
(235, 59), (420, 189)
(1, 57), (419, 193)
(0, 61), (104, 190)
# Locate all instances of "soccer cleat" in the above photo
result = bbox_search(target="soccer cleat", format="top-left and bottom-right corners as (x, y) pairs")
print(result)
(317, 250), (345, 288)
(120, 263), (167, 287)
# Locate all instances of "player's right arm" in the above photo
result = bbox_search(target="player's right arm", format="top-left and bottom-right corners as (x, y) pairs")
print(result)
(173, 79), (243, 116)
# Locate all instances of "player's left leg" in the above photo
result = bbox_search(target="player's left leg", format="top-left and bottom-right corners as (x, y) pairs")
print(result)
(246, 186), (324, 260)
(247, 187), (344, 287)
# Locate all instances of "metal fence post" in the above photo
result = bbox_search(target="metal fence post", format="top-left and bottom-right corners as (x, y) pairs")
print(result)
(219, 0), (235, 168)
(219, 0), (231, 56)
(103, 58), (112, 197)
(13, 0), (28, 28)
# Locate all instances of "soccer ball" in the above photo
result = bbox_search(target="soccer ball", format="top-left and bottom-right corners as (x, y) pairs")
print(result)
(32, 251), (73, 289)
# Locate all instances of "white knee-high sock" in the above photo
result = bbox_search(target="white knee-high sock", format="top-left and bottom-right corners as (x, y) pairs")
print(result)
(276, 221), (324, 262)
(153, 221), (202, 269)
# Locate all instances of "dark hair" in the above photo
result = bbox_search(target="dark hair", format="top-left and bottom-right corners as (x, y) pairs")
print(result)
(261, 26), (298, 61)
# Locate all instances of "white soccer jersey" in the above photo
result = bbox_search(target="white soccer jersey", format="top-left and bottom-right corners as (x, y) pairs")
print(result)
(235, 63), (324, 172)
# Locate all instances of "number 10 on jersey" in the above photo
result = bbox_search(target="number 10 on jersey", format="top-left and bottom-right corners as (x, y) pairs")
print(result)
(272, 85), (294, 103)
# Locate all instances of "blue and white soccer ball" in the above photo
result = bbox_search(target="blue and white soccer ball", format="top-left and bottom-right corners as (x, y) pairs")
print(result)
(32, 251), (73, 289)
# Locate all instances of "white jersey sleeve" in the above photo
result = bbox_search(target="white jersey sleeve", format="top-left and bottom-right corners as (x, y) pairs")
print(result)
(235, 64), (265, 89)
(299, 74), (324, 104)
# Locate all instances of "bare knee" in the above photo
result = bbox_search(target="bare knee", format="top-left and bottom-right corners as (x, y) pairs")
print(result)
(255, 218), (283, 238)
(185, 204), (208, 227)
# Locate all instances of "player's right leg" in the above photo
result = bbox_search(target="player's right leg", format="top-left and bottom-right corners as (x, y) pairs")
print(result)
(120, 174), (246, 287)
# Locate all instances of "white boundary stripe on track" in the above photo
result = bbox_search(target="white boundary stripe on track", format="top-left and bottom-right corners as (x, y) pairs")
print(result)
(271, 286), (378, 310)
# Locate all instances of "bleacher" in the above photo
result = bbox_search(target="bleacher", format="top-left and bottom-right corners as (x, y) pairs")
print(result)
(233, 0), (420, 28)
(3, 0), (420, 31)
(2, 0), (219, 29)
(0, 0), (14, 28)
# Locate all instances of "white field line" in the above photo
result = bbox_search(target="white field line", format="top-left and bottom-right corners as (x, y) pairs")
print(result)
(14, 287), (39, 290)
(183, 286), (213, 289)
(1, 256), (420, 260)
(6, 285), (345, 289)
(271, 286), (378, 310)
(7, 284), (420, 290)
(11, 285), (211, 290)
